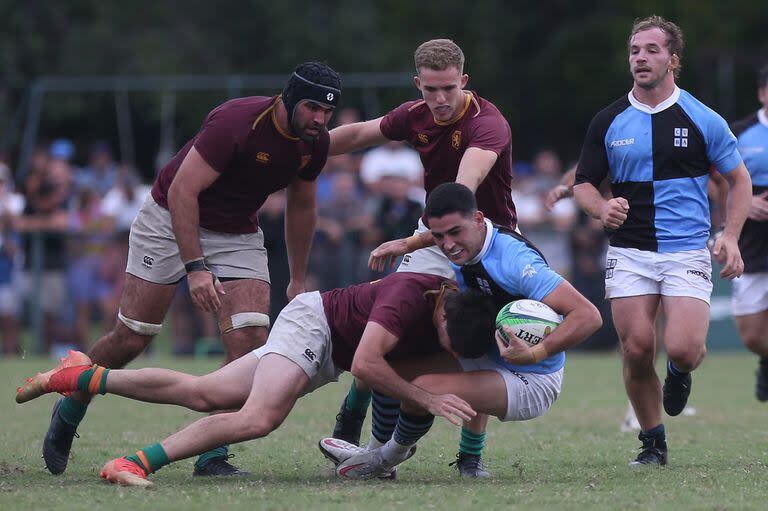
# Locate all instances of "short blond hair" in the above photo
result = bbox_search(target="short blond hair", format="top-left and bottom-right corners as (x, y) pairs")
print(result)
(414, 39), (465, 74)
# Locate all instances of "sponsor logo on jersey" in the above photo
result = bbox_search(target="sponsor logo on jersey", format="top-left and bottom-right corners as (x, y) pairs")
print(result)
(256, 151), (270, 163)
(674, 127), (689, 148)
(521, 264), (537, 278)
(609, 138), (635, 148)
(417, 133), (429, 144)
(451, 130), (462, 149)
(686, 269), (710, 283)
(142, 255), (154, 268)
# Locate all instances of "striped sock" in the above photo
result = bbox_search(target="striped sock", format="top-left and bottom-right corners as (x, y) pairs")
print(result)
(345, 381), (372, 414)
(371, 391), (400, 444)
(75, 366), (110, 395)
(126, 443), (170, 474)
(381, 411), (433, 464)
(459, 428), (486, 456)
(667, 360), (688, 376)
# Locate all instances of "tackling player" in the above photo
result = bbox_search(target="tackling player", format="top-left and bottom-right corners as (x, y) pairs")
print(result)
(329, 38), (517, 477)
(320, 183), (602, 479)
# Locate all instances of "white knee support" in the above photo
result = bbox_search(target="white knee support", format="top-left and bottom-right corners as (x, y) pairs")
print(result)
(118, 309), (163, 336)
(219, 312), (270, 334)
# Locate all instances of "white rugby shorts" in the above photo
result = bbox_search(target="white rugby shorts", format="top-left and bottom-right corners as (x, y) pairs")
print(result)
(732, 272), (768, 316)
(252, 291), (342, 394)
(604, 246), (713, 304)
(459, 355), (562, 421)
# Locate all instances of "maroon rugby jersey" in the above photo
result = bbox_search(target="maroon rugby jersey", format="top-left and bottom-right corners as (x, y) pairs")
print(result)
(152, 96), (329, 234)
(322, 272), (447, 371)
(380, 91), (516, 229)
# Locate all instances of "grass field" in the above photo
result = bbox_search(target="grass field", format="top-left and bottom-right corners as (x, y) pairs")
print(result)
(1, 353), (767, 510)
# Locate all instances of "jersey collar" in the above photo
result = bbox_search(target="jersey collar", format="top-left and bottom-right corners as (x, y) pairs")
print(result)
(628, 86), (680, 114)
(758, 108), (768, 128)
(464, 218), (495, 266)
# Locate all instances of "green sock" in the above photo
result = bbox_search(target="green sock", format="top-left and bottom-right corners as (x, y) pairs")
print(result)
(57, 396), (88, 427)
(75, 366), (110, 395)
(195, 444), (229, 469)
(459, 428), (486, 456)
(345, 381), (372, 413)
(126, 443), (170, 474)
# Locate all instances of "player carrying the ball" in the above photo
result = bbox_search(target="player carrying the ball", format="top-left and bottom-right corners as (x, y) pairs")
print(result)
(320, 183), (602, 480)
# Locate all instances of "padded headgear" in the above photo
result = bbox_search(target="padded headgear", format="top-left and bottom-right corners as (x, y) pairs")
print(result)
(282, 62), (342, 123)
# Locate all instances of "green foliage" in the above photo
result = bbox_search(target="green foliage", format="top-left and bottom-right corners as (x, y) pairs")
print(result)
(2, 353), (767, 510)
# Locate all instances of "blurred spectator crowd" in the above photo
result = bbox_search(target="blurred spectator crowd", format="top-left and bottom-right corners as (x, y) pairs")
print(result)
(0, 107), (615, 357)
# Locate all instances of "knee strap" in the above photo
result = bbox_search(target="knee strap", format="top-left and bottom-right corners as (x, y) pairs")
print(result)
(118, 309), (163, 336)
(219, 312), (270, 334)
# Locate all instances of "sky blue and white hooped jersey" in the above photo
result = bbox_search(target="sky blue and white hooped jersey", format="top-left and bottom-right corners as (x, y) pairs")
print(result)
(451, 220), (565, 375)
(575, 87), (743, 253)
(732, 109), (768, 272)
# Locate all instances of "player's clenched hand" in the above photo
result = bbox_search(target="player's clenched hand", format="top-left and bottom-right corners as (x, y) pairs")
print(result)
(544, 185), (571, 211)
(748, 191), (768, 221)
(712, 233), (744, 279)
(188, 270), (226, 312)
(599, 197), (630, 230)
(425, 394), (476, 426)
(368, 238), (408, 272)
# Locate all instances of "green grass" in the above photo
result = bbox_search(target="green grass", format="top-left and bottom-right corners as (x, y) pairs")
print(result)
(1, 353), (767, 510)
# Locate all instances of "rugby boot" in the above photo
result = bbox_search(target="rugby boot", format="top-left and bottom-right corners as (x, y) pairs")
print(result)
(449, 452), (491, 478)
(662, 364), (692, 416)
(193, 454), (251, 477)
(331, 400), (366, 446)
(756, 357), (768, 402)
(100, 457), (153, 487)
(629, 432), (668, 466)
(335, 445), (416, 480)
(16, 350), (92, 403)
(42, 398), (82, 475)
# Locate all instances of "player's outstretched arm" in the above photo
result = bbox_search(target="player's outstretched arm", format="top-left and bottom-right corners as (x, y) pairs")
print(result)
(329, 117), (388, 155)
(285, 177), (318, 299)
(352, 321), (476, 426)
(455, 147), (498, 193)
(544, 166), (576, 211)
(168, 147), (225, 313)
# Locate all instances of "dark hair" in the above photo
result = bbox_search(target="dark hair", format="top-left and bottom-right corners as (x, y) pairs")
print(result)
(628, 15), (685, 78)
(759, 64), (768, 90)
(444, 289), (497, 358)
(425, 182), (477, 220)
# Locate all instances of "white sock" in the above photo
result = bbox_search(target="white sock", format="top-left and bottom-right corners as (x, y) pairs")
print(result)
(380, 438), (413, 465)
(365, 435), (385, 451)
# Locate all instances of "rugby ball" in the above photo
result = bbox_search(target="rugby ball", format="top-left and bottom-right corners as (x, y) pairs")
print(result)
(495, 299), (561, 347)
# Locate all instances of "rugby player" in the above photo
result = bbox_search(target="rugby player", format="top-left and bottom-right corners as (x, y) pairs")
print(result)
(17, 271), (478, 487)
(329, 38), (517, 477)
(572, 16), (752, 465)
(39, 62), (341, 477)
(319, 183), (602, 480)
(730, 64), (768, 402)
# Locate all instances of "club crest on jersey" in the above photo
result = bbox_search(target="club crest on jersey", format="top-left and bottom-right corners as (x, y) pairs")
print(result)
(417, 133), (429, 144)
(256, 151), (270, 164)
(451, 130), (462, 149)
(673, 127), (689, 148)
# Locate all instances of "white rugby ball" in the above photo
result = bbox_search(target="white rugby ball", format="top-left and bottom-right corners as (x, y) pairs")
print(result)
(495, 299), (561, 347)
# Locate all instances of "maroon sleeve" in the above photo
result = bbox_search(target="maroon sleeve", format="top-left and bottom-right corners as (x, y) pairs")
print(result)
(367, 281), (429, 339)
(297, 129), (330, 181)
(193, 106), (240, 174)
(467, 111), (511, 156)
(379, 102), (412, 142)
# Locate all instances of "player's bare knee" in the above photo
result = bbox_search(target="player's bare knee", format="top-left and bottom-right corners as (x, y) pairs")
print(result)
(238, 409), (284, 439)
(741, 330), (766, 354)
(621, 338), (655, 365)
(667, 344), (705, 371)
(222, 327), (266, 362)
